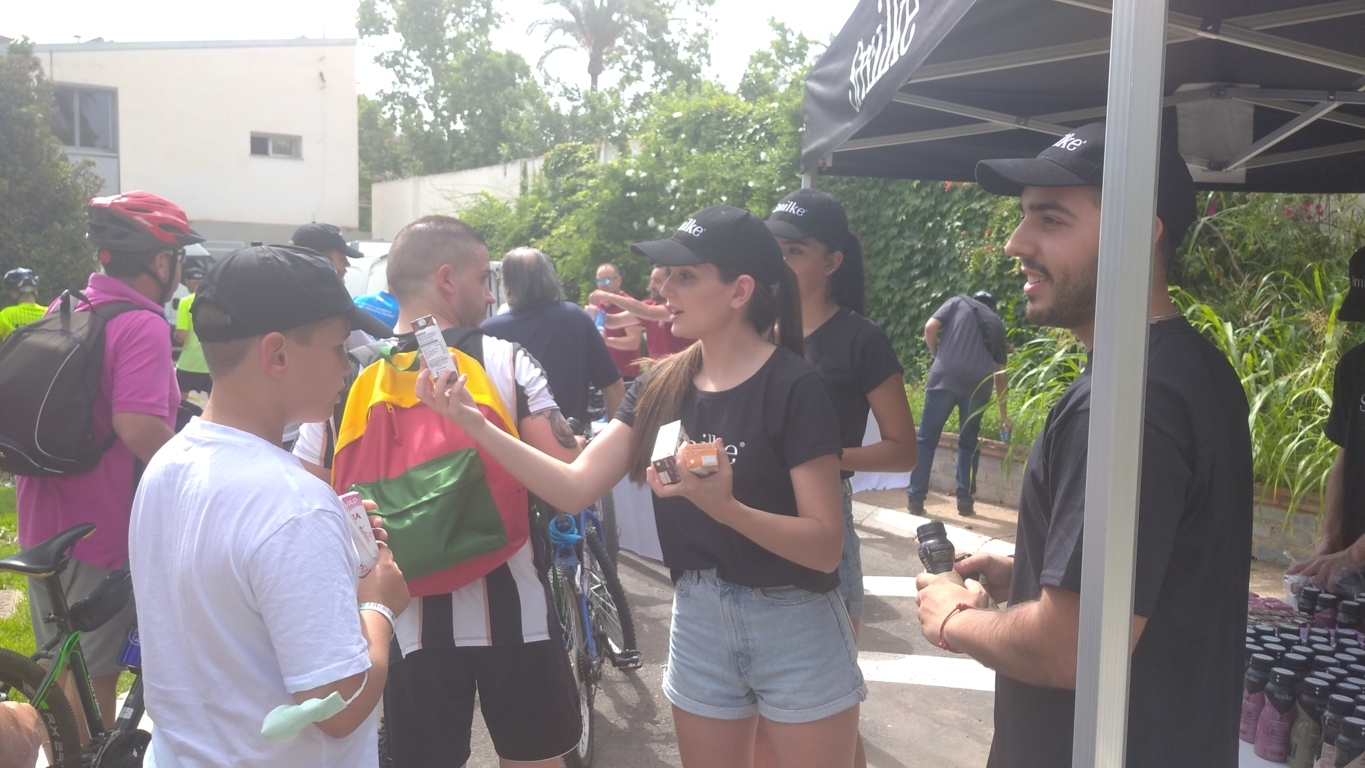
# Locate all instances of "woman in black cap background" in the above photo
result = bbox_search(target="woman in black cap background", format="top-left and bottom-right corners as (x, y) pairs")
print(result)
(416, 204), (865, 768)
(760, 188), (918, 768)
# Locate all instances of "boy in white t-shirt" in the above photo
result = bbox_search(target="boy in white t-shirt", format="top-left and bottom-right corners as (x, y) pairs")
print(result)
(129, 245), (408, 768)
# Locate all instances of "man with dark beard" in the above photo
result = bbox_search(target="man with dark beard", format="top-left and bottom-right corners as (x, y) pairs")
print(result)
(913, 122), (1251, 767)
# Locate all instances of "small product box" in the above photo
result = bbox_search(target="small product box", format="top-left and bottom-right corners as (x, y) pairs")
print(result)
(411, 314), (457, 381)
(651, 420), (687, 486)
(340, 491), (379, 578)
(681, 442), (721, 476)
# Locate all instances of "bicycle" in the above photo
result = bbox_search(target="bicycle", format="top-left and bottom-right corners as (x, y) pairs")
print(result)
(546, 502), (641, 768)
(0, 523), (149, 767)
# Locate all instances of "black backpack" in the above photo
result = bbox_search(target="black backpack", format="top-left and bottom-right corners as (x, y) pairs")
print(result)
(0, 290), (157, 477)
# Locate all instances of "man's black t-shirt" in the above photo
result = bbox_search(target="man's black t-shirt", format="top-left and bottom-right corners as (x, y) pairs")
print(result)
(991, 319), (1251, 768)
(482, 300), (622, 423)
(616, 346), (842, 593)
(1327, 343), (1365, 547)
(804, 308), (904, 479)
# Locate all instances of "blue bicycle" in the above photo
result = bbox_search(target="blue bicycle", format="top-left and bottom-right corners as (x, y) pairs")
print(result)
(548, 503), (641, 768)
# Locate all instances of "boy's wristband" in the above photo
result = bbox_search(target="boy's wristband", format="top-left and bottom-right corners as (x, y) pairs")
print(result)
(359, 602), (396, 632)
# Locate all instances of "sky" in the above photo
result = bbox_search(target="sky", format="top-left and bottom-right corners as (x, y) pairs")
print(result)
(3, 0), (856, 95)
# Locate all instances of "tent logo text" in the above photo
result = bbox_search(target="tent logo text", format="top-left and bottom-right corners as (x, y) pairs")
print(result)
(848, 0), (920, 113)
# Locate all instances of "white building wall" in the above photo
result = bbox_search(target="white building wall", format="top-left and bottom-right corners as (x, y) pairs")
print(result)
(35, 40), (359, 234)
(370, 156), (544, 240)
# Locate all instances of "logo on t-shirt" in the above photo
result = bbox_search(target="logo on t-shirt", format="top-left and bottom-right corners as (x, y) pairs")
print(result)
(699, 433), (743, 464)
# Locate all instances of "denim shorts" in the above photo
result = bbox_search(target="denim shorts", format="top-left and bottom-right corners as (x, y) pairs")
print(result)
(835, 480), (864, 620)
(663, 569), (867, 724)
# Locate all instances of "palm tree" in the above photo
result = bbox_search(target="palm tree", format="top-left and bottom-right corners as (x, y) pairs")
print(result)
(529, 0), (657, 90)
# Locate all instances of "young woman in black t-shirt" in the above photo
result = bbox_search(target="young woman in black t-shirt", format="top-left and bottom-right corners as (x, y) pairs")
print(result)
(760, 191), (918, 768)
(417, 205), (864, 768)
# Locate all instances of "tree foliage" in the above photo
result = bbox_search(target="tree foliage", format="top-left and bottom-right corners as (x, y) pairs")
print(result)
(0, 40), (103, 304)
(357, 0), (558, 175)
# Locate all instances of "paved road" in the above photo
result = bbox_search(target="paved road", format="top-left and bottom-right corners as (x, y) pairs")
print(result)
(463, 504), (998, 768)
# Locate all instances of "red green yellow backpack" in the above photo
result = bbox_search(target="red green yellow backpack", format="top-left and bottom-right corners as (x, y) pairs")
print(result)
(331, 337), (530, 597)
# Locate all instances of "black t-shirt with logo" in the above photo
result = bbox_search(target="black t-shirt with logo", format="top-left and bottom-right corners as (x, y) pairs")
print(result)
(991, 319), (1251, 768)
(1327, 342), (1365, 547)
(616, 346), (843, 593)
(804, 308), (904, 479)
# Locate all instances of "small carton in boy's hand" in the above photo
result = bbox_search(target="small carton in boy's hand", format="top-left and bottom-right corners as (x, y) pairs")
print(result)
(411, 314), (457, 381)
(340, 491), (379, 578)
(682, 441), (721, 476)
(651, 420), (687, 485)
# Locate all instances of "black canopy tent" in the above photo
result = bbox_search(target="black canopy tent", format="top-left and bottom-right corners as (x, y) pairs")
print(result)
(803, 0), (1365, 192)
(800, 1), (1365, 765)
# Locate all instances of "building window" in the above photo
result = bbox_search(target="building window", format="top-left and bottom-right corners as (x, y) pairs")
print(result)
(250, 133), (301, 158)
(52, 87), (117, 151)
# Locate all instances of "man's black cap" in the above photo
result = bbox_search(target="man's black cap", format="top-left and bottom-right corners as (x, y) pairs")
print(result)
(765, 188), (851, 249)
(1339, 247), (1365, 322)
(290, 223), (364, 259)
(631, 206), (784, 286)
(976, 121), (1197, 246)
(193, 244), (392, 342)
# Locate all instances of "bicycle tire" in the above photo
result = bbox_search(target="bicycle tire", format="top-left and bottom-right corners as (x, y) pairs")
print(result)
(583, 524), (638, 662)
(597, 491), (619, 565)
(559, 570), (596, 768)
(0, 647), (83, 768)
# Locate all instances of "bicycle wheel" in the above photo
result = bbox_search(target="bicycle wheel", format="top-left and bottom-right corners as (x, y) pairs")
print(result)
(583, 524), (639, 667)
(597, 491), (619, 564)
(558, 569), (596, 768)
(0, 647), (83, 768)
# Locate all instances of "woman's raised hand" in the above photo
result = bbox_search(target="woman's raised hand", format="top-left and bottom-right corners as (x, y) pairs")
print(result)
(414, 356), (485, 432)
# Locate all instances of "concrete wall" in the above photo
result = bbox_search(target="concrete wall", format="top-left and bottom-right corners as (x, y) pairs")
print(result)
(34, 39), (359, 239)
(929, 433), (1319, 565)
(370, 157), (545, 240)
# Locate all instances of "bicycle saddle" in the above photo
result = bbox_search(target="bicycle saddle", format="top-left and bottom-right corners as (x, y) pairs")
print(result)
(0, 523), (96, 576)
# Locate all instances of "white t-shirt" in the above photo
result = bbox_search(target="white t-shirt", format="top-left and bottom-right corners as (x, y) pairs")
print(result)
(130, 419), (375, 768)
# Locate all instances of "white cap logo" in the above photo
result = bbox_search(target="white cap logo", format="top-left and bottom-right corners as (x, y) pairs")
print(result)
(1052, 133), (1087, 151)
(774, 201), (807, 217)
(677, 218), (705, 237)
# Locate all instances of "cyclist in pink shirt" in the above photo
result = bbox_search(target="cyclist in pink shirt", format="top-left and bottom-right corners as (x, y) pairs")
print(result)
(16, 191), (201, 726)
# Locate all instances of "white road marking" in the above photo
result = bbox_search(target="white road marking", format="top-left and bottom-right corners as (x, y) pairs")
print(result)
(859, 651), (996, 692)
(863, 575), (919, 598)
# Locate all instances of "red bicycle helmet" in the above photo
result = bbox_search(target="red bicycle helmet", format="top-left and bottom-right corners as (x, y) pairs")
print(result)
(87, 191), (205, 253)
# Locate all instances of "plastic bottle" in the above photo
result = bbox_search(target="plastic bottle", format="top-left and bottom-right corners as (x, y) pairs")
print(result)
(1319, 694), (1356, 768)
(594, 307), (606, 336)
(1319, 594), (1342, 630)
(1257, 667), (1300, 761)
(1341, 602), (1363, 633)
(1334, 716), (1365, 767)
(1290, 678), (1331, 767)
(1302, 587), (1324, 616)
(1243, 654), (1277, 742)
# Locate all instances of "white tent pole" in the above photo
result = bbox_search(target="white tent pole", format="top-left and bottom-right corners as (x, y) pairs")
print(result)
(1071, 0), (1169, 766)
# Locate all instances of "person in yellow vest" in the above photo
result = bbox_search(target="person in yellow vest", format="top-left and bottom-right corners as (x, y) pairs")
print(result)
(0, 268), (45, 341)
(174, 259), (212, 400)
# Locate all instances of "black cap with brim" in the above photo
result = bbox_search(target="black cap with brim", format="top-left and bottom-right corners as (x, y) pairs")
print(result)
(630, 206), (784, 287)
(764, 218), (810, 241)
(291, 223), (365, 259)
(1340, 247), (1365, 322)
(194, 244), (392, 342)
(975, 157), (1095, 197)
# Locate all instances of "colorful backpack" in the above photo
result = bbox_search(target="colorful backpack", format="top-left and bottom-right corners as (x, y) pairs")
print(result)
(330, 336), (530, 597)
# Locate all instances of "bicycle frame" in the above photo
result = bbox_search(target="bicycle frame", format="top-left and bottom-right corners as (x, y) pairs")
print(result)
(552, 507), (606, 667)
(27, 572), (145, 762)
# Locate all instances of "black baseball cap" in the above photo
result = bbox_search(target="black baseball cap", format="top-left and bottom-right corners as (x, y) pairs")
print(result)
(765, 188), (851, 248)
(290, 223), (364, 259)
(976, 121), (1197, 246)
(630, 205), (784, 286)
(193, 244), (393, 342)
(1339, 247), (1365, 322)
